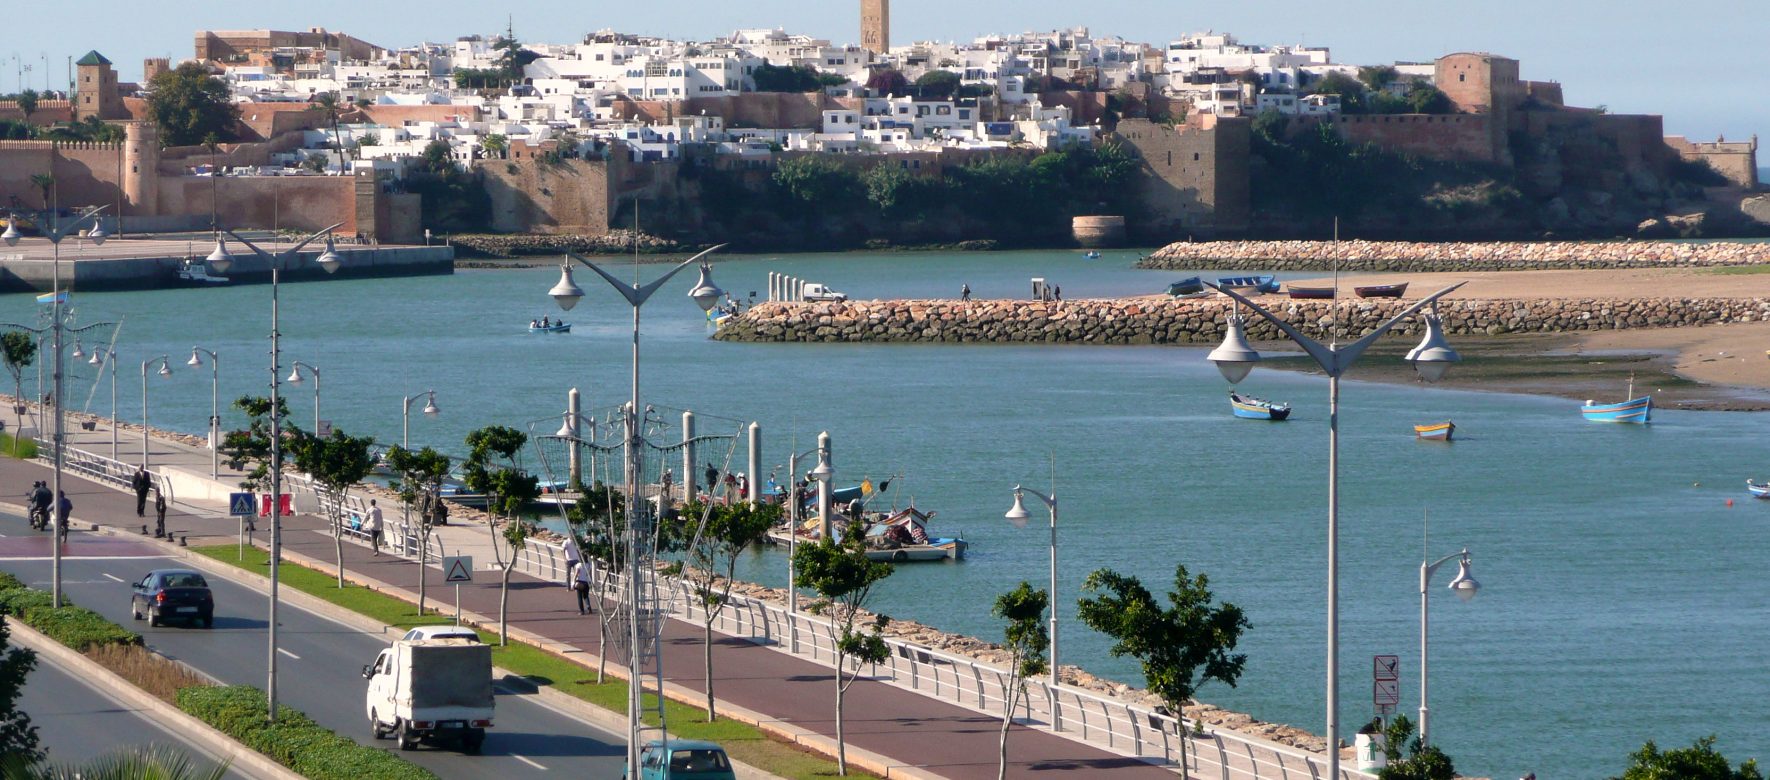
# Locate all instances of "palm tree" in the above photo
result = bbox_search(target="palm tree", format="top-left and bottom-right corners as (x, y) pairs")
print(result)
(28, 174), (53, 210)
(309, 91), (349, 171)
(0, 743), (231, 779)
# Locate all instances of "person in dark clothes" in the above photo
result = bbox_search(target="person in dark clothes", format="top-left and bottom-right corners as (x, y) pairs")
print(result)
(153, 487), (168, 539)
(131, 467), (151, 516)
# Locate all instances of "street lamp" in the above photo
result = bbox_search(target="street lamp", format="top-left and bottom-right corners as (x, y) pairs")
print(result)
(1204, 281), (1465, 779)
(89, 347), (119, 460)
(138, 356), (172, 467)
(207, 223), (344, 723)
(188, 347), (220, 478)
(1419, 549), (1479, 746)
(401, 390), (438, 448)
(810, 432), (833, 540)
(286, 361), (320, 433)
(546, 243), (725, 770)
(4, 204), (106, 609)
(1004, 484), (1059, 687)
(776, 443), (831, 653)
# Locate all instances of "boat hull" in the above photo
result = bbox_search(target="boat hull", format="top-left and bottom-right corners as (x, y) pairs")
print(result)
(1288, 286), (1336, 300)
(1231, 393), (1291, 421)
(1581, 396), (1652, 423)
(1217, 275), (1280, 294)
(1166, 277), (1204, 297)
(528, 324), (571, 333)
(1355, 283), (1408, 298)
(1747, 480), (1769, 499)
(1415, 422), (1455, 441)
(866, 538), (966, 562)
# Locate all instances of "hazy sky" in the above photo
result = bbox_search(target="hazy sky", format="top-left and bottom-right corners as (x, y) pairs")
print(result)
(8, 0), (1765, 140)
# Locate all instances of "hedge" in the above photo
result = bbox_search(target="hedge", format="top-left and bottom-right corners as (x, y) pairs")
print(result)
(0, 580), (141, 651)
(178, 686), (438, 780)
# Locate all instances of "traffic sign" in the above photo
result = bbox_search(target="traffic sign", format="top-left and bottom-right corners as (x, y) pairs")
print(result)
(229, 492), (256, 517)
(1373, 654), (1400, 682)
(443, 556), (474, 583)
(1374, 679), (1401, 707)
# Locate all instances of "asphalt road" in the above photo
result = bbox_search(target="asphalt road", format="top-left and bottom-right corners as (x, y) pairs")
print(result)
(19, 646), (250, 778)
(0, 514), (626, 780)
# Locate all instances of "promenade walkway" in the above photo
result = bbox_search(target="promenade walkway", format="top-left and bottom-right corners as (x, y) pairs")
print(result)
(5, 408), (1355, 780)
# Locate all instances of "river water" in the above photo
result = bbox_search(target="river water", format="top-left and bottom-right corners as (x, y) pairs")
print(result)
(8, 248), (1766, 778)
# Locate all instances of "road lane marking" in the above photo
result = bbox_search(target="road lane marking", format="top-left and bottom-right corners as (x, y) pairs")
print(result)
(513, 755), (547, 771)
(276, 648), (301, 660)
(101, 573), (124, 582)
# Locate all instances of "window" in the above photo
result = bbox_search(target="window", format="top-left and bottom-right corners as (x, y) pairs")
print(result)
(1458, 74), (1465, 82)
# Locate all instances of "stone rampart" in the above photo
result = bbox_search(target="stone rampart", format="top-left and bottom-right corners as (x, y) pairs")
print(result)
(1140, 239), (1770, 272)
(714, 295), (1770, 345)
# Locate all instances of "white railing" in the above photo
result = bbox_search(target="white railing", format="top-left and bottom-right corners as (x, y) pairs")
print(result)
(38, 438), (175, 508)
(558, 557), (1372, 780)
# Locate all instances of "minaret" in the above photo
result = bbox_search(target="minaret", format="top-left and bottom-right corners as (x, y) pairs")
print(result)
(861, 0), (889, 54)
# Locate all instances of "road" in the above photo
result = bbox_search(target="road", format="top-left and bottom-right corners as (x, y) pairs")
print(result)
(0, 513), (626, 780)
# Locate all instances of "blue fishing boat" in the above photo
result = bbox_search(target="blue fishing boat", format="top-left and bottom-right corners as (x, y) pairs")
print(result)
(528, 321), (571, 333)
(1230, 390), (1291, 421)
(1217, 275), (1280, 294)
(1746, 480), (1769, 500)
(1166, 277), (1205, 297)
(1082, 250), (1101, 260)
(1581, 377), (1651, 424)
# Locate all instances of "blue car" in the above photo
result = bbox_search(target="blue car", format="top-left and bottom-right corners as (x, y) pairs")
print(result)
(625, 740), (736, 780)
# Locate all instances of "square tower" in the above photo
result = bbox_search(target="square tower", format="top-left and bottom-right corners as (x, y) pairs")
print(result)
(862, 0), (890, 54)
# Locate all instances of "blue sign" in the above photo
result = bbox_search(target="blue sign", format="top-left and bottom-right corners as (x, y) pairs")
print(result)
(229, 492), (256, 517)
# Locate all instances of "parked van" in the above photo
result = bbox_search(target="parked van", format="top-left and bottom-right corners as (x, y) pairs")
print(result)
(363, 638), (494, 752)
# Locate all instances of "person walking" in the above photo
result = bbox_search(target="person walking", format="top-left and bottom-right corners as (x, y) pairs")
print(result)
(572, 559), (593, 615)
(366, 499), (384, 556)
(131, 467), (151, 516)
(960, 283), (971, 302)
(153, 487), (167, 539)
(563, 539), (581, 588)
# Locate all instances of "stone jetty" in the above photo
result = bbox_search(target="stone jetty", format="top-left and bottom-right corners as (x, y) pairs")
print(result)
(715, 296), (1770, 345)
(1139, 239), (1770, 272)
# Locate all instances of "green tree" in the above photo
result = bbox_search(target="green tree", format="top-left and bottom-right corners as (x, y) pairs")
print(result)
(16, 90), (38, 122)
(384, 445), (452, 616)
(1375, 715), (1457, 780)
(1075, 564), (1250, 773)
(0, 119), (32, 140)
(309, 92), (350, 169)
(286, 428), (377, 587)
(676, 499), (780, 721)
(463, 426), (540, 645)
(219, 394), (297, 498)
(1307, 71), (1367, 113)
(300, 152), (327, 173)
(2, 742), (229, 780)
(0, 599), (40, 764)
(1358, 65), (1400, 92)
(492, 31), (539, 83)
(358, 132), (379, 148)
(480, 134), (507, 159)
(1613, 735), (1762, 780)
(28, 175), (52, 210)
(1405, 81), (1454, 115)
(751, 62), (842, 92)
(793, 523), (893, 776)
(992, 582), (1048, 780)
(565, 481), (626, 682)
(772, 156), (859, 211)
(1, 331), (37, 456)
(915, 70), (961, 100)
(864, 68), (909, 97)
(861, 162), (912, 214)
(146, 62), (239, 147)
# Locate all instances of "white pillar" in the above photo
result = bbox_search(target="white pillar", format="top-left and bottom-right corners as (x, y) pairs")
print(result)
(682, 410), (696, 504)
(567, 387), (582, 487)
(795, 278), (806, 302)
(747, 422), (761, 508)
(816, 430), (833, 540)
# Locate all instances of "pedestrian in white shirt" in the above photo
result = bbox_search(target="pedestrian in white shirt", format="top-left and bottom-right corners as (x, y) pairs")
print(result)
(366, 499), (384, 556)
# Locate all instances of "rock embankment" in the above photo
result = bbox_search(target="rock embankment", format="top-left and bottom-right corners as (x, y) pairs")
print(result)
(715, 296), (1770, 345)
(449, 230), (685, 258)
(1140, 239), (1770, 272)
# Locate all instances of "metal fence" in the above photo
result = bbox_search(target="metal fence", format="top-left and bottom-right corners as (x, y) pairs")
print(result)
(38, 438), (175, 509)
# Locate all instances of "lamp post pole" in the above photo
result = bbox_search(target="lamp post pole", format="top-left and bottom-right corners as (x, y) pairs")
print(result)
(287, 361), (320, 432)
(1005, 485), (1059, 686)
(139, 356), (172, 467)
(207, 223), (344, 722)
(401, 390), (438, 449)
(1419, 549), (1478, 747)
(782, 444), (826, 653)
(547, 244), (725, 771)
(1205, 281), (1466, 779)
(188, 347), (220, 478)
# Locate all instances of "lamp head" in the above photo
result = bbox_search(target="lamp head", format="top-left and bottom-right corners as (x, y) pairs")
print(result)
(1448, 555), (1479, 602)
(88, 351), (103, 367)
(809, 459), (833, 482)
(1, 218), (19, 247)
(1405, 309), (1460, 384)
(205, 237), (234, 274)
(549, 263), (585, 311)
(687, 262), (723, 312)
(422, 391), (439, 417)
(316, 236), (342, 274)
(1207, 312), (1261, 385)
(1004, 487), (1030, 527)
(71, 341), (84, 359)
(186, 350), (202, 368)
(157, 363), (172, 378)
(286, 367), (303, 384)
(86, 223), (106, 246)
(555, 414), (575, 438)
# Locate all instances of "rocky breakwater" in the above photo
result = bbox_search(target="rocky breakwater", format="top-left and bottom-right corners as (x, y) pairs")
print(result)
(1140, 239), (1770, 273)
(449, 230), (685, 259)
(715, 295), (1770, 345)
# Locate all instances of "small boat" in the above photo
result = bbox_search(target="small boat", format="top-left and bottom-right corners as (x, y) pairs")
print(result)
(528, 321), (571, 333)
(862, 507), (966, 562)
(1287, 285), (1336, 300)
(1582, 376), (1652, 424)
(1166, 277), (1205, 297)
(1217, 275), (1280, 294)
(1748, 480), (1770, 499)
(1230, 390), (1291, 421)
(1414, 421), (1455, 441)
(176, 259), (230, 285)
(1082, 251), (1101, 260)
(1355, 283), (1409, 299)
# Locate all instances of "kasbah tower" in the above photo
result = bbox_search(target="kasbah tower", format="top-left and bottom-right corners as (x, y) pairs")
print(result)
(862, 0), (889, 53)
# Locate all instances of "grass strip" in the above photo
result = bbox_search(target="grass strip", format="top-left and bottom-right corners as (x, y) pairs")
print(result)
(0, 432), (37, 459)
(193, 544), (870, 779)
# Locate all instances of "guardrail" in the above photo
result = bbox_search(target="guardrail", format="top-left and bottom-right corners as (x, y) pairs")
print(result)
(37, 437), (175, 509)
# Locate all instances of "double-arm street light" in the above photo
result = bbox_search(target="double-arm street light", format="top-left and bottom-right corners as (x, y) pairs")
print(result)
(89, 347), (118, 460)
(139, 356), (173, 466)
(546, 244), (724, 770)
(1004, 481), (1059, 687)
(188, 348), (220, 478)
(285, 361), (320, 432)
(1419, 549), (1479, 746)
(5, 204), (107, 608)
(1205, 281), (1465, 780)
(207, 223), (343, 722)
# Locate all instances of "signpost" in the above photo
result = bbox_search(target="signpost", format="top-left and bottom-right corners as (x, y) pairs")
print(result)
(1373, 654), (1401, 715)
(443, 555), (473, 626)
(230, 492), (255, 558)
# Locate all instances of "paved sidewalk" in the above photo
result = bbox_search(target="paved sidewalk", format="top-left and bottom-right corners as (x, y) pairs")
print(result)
(1, 424), (1181, 779)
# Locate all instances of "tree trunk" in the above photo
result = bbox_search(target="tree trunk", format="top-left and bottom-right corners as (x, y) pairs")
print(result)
(11, 380), (21, 456)
(998, 686), (1015, 780)
(416, 526), (428, 616)
(499, 564), (512, 646)
(704, 619), (716, 722)
(835, 651), (847, 777)
(331, 506), (345, 588)
(595, 568), (609, 683)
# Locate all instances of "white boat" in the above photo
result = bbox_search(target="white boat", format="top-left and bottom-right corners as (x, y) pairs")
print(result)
(768, 505), (965, 562)
(176, 259), (229, 285)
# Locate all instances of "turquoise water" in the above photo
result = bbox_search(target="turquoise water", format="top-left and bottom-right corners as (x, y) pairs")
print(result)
(8, 249), (1767, 778)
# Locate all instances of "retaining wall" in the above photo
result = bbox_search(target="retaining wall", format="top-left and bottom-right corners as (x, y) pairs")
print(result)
(714, 296), (1770, 345)
(1139, 239), (1770, 272)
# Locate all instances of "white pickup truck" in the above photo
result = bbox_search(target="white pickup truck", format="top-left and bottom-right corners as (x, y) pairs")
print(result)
(363, 638), (494, 753)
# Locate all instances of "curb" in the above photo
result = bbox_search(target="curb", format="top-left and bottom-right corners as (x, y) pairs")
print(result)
(6, 617), (303, 780)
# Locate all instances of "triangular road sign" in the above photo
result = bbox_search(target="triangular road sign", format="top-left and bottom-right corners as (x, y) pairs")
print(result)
(443, 556), (474, 583)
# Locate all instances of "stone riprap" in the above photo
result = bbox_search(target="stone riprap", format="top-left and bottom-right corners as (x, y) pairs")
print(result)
(448, 230), (684, 257)
(715, 296), (1770, 345)
(1139, 239), (1770, 272)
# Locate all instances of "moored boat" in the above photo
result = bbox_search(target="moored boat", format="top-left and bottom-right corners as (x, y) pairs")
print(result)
(1166, 277), (1205, 297)
(1415, 421), (1455, 441)
(1218, 275), (1280, 294)
(1747, 479), (1770, 499)
(1355, 283), (1409, 298)
(528, 322), (571, 333)
(1287, 285), (1336, 300)
(1230, 390), (1291, 421)
(1582, 376), (1652, 424)
(1082, 250), (1101, 260)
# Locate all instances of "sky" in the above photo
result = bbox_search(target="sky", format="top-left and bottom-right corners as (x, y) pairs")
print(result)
(7, 0), (1766, 140)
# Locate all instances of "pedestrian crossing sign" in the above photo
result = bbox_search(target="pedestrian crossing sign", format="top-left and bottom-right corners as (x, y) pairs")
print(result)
(229, 492), (255, 516)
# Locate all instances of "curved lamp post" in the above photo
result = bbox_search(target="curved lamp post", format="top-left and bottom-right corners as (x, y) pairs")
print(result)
(1205, 281), (1465, 779)
(778, 443), (829, 653)
(188, 347), (220, 478)
(286, 361), (320, 433)
(139, 356), (173, 466)
(401, 390), (438, 448)
(546, 244), (724, 770)
(1004, 483), (1058, 687)
(1420, 549), (1479, 746)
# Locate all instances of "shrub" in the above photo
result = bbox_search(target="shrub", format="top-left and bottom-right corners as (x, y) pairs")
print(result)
(0, 571), (28, 593)
(179, 685), (439, 780)
(24, 605), (140, 651)
(0, 588), (53, 617)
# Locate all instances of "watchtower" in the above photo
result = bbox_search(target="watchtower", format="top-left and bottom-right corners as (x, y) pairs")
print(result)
(75, 50), (123, 121)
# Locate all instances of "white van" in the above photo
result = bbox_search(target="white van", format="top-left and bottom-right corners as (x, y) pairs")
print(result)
(363, 638), (494, 752)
